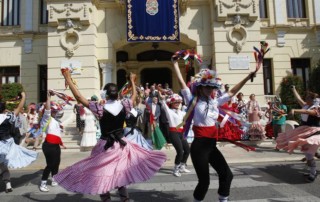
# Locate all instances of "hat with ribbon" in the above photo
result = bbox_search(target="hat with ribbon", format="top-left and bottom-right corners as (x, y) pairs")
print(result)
(167, 94), (183, 104)
(191, 69), (222, 89)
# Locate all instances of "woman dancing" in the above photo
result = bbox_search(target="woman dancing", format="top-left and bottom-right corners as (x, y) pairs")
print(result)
(172, 58), (260, 202)
(158, 91), (190, 177)
(0, 92), (38, 193)
(39, 92), (66, 192)
(54, 70), (166, 201)
(277, 98), (320, 182)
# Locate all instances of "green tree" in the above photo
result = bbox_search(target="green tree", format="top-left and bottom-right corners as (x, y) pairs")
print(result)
(308, 59), (320, 95)
(0, 83), (24, 111)
(279, 75), (304, 116)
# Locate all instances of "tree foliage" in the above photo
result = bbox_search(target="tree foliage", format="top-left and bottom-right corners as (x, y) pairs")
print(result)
(0, 83), (24, 111)
(308, 59), (320, 95)
(279, 75), (304, 112)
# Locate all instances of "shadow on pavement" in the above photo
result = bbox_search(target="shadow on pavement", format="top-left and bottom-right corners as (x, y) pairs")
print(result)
(23, 193), (97, 202)
(129, 190), (186, 202)
(235, 162), (313, 185)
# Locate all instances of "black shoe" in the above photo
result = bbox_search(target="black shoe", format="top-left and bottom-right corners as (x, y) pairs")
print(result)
(5, 188), (13, 193)
(305, 173), (317, 183)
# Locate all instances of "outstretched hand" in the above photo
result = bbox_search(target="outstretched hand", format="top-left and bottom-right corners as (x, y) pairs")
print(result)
(61, 68), (71, 79)
(129, 72), (136, 82)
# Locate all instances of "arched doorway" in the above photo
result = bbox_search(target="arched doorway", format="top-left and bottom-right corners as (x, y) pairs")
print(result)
(140, 68), (172, 88)
(117, 69), (127, 89)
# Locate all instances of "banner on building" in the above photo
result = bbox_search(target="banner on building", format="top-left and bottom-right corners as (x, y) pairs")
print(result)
(127, 0), (180, 42)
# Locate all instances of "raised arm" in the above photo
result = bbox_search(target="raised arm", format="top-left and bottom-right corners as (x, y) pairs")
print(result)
(291, 108), (317, 117)
(62, 70), (89, 108)
(172, 60), (188, 90)
(129, 73), (137, 106)
(13, 92), (26, 116)
(291, 85), (306, 107)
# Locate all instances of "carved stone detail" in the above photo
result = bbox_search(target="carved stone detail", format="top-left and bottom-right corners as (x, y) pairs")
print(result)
(226, 24), (248, 53)
(57, 18), (82, 30)
(217, 0), (258, 22)
(50, 3), (84, 19)
(219, 0), (256, 13)
(225, 14), (250, 26)
(60, 27), (81, 57)
(48, 3), (90, 26)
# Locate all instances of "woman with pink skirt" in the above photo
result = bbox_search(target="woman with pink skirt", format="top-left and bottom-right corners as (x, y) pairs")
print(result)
(246, 94), (266, 140)
(54, 70), (166, 201)
(276, 98), (320, 182)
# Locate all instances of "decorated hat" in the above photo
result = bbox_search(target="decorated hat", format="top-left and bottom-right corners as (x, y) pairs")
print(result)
(50, 101), (63, 113)
(167, 94), (183, 104)
(191, 69), (222, 89)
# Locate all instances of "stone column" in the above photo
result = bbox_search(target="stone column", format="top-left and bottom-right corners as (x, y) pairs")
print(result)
(99, 62), (113, 87)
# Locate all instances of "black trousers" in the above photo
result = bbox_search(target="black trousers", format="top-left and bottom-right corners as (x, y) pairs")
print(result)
(160, 122), (170, 143)
(191, 137), (233, 200)
(42, 142), (61, 181)
(169, 131), (190, 165)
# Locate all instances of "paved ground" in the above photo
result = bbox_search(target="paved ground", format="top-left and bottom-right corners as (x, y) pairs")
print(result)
(1, 140), (317, 202)
(20, 140), (304, 171)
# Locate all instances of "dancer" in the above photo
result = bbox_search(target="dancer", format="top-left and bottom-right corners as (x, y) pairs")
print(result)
(172, 58), (260, 202)
(276, 98), (320, 182)
(246, 94), (266, 140)
(55, 70), (166, 202)
(158, 91), (190, 177)
(291, 86), (320, 159)
(39, 92), (66, 192)
(123, 88), (153, 151)
(0, 92), (38, 193)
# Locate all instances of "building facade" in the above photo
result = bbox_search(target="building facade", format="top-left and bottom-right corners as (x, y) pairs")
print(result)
(0, 0), (319, 105)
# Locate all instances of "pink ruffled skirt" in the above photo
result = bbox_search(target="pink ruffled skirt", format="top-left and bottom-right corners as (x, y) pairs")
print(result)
(276, 126), (320, 154)
(54, 138), (166, 194)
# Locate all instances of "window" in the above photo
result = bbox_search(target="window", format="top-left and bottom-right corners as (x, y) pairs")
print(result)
(259, 0), (268, 18)
(0, 67), (20, 85)
(40, 0), (48, 24)
(1, 0), (20, 26)
(262, 59), (273, 95)
(291, 58), (310, 89)
(287, 0), (306, 18)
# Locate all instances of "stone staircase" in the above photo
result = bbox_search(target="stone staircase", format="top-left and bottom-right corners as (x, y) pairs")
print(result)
(28, 104), (83, 152)
(59, 105), (82, 152)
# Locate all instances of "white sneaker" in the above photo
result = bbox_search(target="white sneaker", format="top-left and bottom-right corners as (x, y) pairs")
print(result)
(173, 169), (181, 177)
(51, 180), (58, 187)
(179, 164), (191, 173)
(39, 184), (49, 192)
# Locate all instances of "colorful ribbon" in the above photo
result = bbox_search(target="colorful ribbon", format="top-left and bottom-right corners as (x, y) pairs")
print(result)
(49, 89), (75, 105)
(172, 49), (203, 73)
(252, 41), (270, 82)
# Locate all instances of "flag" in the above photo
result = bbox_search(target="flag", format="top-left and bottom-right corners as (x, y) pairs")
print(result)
(127, 0), (179, 42)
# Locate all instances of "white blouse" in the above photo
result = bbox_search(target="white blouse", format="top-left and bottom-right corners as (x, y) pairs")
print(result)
(159, 100), (185, 128)
(181, 88), (230, 127)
